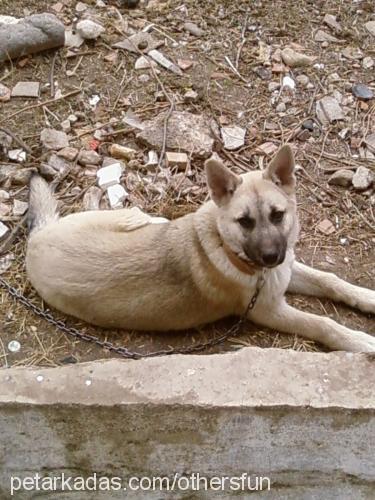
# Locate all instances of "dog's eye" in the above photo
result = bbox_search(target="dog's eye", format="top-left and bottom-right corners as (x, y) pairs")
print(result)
(270, 210), (285, 224)
(237, 216), (255, 230)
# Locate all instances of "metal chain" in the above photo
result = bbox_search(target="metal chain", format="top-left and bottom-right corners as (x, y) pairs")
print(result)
(0, 271), (266, 360)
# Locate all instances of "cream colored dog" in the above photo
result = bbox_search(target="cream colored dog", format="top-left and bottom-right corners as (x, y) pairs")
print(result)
(26, 146), (375, 352)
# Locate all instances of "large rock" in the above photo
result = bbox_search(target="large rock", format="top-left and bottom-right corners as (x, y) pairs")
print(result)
(40, 128), (69, 151)
(0, 14), (65, 63)
(137, 111), (214, 158)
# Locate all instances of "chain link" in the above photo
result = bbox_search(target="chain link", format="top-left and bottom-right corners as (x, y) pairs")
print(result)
(0, 272), (266, 360)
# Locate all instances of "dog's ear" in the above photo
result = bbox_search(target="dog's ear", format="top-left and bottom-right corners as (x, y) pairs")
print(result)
(205, 157), (242, 206)
(263, 145), (296, 194)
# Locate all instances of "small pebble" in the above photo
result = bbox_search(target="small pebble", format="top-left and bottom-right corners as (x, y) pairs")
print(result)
(107, 184), (128, 208)
(76, 19), (105, 40)
(8, 340), (21, 353)
(352, 83), (374, 101)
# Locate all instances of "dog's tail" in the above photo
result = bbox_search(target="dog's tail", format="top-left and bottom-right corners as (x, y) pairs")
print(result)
(28, 175), (59, 233)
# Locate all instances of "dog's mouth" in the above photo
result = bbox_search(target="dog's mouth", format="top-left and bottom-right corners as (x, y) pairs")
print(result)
(243, 250), (285, 269)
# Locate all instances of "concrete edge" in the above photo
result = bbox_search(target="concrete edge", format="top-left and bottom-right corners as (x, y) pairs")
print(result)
(1, 347), (374, 409)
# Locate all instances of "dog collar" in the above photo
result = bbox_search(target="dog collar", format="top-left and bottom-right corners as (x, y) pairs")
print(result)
(222, 243), (262, 276)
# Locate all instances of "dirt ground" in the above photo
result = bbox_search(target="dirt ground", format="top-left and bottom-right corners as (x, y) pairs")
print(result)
(0, 0), (374, 367)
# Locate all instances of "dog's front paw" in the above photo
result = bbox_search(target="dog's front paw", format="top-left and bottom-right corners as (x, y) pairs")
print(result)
(355, 289), (375, 315)
(349, 332), (375, 353)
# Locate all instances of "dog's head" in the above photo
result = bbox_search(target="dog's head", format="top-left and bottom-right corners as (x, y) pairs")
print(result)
(205, 145), (299, 269)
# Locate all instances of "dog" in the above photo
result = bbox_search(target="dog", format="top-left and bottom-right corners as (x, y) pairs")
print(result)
(26, 146), (375, 352)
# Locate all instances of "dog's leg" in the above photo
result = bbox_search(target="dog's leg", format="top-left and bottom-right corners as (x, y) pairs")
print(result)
(288, 261), (375, 314)
(250, 300), (375, 352)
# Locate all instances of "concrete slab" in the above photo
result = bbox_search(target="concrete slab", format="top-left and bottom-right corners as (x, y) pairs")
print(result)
(1, 347), (374, 498)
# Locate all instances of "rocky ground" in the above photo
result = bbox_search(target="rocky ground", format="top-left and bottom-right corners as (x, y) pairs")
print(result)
(0, 0), (374, 367)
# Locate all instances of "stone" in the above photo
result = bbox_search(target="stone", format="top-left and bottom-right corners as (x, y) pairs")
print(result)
(134, 55), (156, 70)
(296, 129), (310, 141)
(97, 163), (123, 189)
(0, 15), (18, 24)
(75, 1), (88, 11)
(122, 109), (145, 130)
(352, 84), (374, 101)
(316, 96), (344, 125)
(64, 29), (84, 48)
(107, 184), (128, 209)
(145, 150), (159, 168)
(318, 219), (335, 235)
(138, 74), (150, 83)
(276, 102), (286, 113)
(177, 59), (193, 71)
(323, 14), (342, 32)
(342, 46), (362, 60)
(296, 74), (309, 87)
(268, 82), (280, 92)
(148, 49), (183, 76)
(109, 144), (137, 160)
(48, 154), (70, 175)
(0, 221), (9, 240)
(256, 142), (278, 156)
(183, 22), (205, 37)
(39, 163), (58, 179)
(282, 75), (295, 90)
(0, 83), (11, 102)
(3, 348), (375, 498)
(327, 72), (340, 83)
(82, 186), (102, 211)
(57, 147), (78, 161)
(0, 190), (10, 202)
(113, 32), (163, 54)
(302, 119), (314, 132)
(255, 66), (272, 80)
(0, 203), (10, 217)
(314, 30), (339, 43)
(281, 48), (315, 67)
(221, 126), (246, 151)
(328, 170), (354, 187)
(137, 111), (214, 158)
(41, 128), (69, 151)
(68, 114), (78, 124)
(352, 167), (373, 191)
(8, 149), (26, 163)
(78, 150), (101, 166)
(0, 166), (34, 186)
(13, 199), (28, 216)
(364, 133), (375, 153)
(0, 131), (12, 154)
(11, 81), (40, 98)
(76, 20), (105, 40)
(60, 119), (72, 134)
(362, 57), (374, 69)
(365, 21), (375, 37)
(184, 90), (199, 103)
(0, 14), (65, 63)
(165, 152), (189, 170)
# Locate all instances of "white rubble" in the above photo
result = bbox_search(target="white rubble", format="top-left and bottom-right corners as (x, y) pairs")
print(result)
(352, 167), (373, 191)
(0, 221), (9, 240)
(13, 199), (28, 216)
(107, 184), (128, 209)
(76, 20), (105, 40)
(8, 149), (26, 162)
(97, 162), (123, 189)
(221, 126), (246, 150)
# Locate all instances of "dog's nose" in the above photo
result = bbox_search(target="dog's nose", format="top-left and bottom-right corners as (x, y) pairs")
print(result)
(261, 251), (279, 266)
